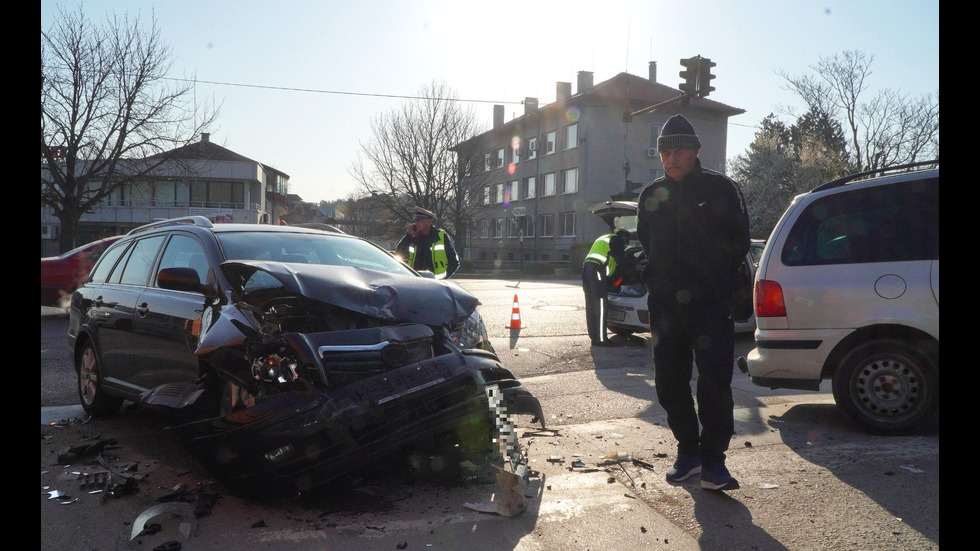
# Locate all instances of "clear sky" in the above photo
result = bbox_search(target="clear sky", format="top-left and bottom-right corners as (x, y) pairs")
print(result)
(41, 0), (939, 205)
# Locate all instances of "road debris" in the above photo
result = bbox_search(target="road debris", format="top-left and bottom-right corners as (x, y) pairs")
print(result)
(130, 502), (197, 541)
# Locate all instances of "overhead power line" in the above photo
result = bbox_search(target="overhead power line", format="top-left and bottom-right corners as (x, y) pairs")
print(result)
(168, 76), (523, 105)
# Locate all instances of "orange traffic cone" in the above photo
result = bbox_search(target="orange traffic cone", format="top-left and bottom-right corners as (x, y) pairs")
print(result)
(506, 294), (526, 329)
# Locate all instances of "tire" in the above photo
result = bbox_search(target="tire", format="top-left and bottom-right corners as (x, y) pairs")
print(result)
(76, 340), (123, 416)
(610, 327), (635, 336)
(831, 339), (938, 435)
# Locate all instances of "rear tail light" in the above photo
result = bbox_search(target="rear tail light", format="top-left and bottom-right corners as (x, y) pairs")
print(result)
(755, 279), (786, 318)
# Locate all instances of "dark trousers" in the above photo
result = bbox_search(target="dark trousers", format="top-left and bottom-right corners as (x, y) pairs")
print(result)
(649, 300), (735, 465)
(582, 262), (609, 343)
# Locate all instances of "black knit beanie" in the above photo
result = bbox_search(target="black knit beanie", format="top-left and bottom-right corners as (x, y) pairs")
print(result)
(657, 114), (701, 150)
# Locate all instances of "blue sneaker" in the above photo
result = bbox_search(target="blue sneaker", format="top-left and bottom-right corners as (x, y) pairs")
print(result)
(700, 462), (739, 491)
(665, 454), (702, 482)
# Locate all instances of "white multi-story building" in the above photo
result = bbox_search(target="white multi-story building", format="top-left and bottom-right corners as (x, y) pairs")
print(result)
(455, 62), (744, 270)
(41, 134), (294, 256)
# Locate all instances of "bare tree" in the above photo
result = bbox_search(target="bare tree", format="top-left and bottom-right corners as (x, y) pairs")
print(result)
(348, 80), (492, 244)
(41, 4), (218, 251)
(778, 50), (938, 172)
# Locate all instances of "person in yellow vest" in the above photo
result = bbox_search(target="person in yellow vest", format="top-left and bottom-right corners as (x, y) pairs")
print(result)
(396, 207), (460, 279)
(582, 228), (629, 346)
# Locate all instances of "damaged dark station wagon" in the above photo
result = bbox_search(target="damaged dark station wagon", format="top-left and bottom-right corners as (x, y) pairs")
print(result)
(68, 217), (544, 497)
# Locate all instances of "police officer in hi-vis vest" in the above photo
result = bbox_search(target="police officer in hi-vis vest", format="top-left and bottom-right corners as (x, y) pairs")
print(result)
(396, 207), (460, 279)
(582, 228), (629, 346)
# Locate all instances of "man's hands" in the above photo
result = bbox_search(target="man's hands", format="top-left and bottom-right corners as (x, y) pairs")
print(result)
(406, 222), (418, 236)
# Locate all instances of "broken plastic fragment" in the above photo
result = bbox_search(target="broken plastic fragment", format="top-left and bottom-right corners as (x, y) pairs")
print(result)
(130, 502), (197, 541)
(758, 482), (779, 489)
(900, 465), (925, 473)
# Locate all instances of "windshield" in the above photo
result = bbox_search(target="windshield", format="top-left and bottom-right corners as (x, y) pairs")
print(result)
(217, 231), (415, 276)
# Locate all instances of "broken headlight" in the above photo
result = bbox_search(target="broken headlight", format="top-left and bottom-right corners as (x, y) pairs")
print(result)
(252, 353), (300, 383)
(452, 308), (492, 351)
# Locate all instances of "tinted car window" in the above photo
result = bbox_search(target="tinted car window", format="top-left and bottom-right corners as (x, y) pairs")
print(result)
(156, 234), (209, 284)
(89, 241), (129, 284)
(782, 177), (938, 266)
(116, 236), (165, 285)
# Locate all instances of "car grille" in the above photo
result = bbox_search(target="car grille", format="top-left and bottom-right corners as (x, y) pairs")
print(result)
(316, 324), (435, 386)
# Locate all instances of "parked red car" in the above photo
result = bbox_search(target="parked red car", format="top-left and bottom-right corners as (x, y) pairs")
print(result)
(41, 236), (121, 308)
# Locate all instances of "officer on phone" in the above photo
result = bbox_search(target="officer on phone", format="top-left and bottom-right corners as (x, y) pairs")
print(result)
(396, 207), (460, 279)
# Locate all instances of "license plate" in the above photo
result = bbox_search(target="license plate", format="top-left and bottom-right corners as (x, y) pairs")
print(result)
(607, 309), (626, 321)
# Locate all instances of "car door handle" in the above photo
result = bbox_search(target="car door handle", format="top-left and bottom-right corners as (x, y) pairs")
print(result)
(136, 303), (150, 317)
(94, 296), (118, 308)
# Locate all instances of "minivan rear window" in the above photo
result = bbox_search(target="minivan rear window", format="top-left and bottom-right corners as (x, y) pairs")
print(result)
(781, 177), (938, 266)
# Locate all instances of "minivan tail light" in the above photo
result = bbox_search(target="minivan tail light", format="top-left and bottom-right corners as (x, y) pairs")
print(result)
(755, 279), (786, 318)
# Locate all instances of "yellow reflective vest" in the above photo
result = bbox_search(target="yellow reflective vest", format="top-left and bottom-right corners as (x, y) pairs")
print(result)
(584, 233), (619, 277)
(407, 230), (451, 279)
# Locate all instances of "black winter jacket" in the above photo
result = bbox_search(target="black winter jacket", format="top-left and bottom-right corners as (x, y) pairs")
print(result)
(635, 159), (750, 311)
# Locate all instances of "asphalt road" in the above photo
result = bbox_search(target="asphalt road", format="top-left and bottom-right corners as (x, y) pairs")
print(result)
(40, 283), (939, 551)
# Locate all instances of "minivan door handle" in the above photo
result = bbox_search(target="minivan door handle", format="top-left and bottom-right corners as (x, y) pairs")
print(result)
(136, 303), (150, 317)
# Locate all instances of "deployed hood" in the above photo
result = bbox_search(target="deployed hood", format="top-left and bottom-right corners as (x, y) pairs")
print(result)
(220, 261), (479, 327)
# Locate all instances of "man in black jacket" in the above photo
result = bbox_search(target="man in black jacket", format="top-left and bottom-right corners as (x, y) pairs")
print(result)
(636, 114), (750, 491)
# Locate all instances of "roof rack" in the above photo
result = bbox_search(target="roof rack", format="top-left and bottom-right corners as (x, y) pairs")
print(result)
(811, 159), (939, 193)
(127, 216), (214, 236)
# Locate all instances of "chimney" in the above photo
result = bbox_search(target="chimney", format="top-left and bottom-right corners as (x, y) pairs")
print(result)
(576, 71), (594, 94)
(201, 132), (210, 143)
(493, 105), (504, 129)
(648, 61), (657, 84)
(556, 82), (572, 101)
(523, 97), (539, 116)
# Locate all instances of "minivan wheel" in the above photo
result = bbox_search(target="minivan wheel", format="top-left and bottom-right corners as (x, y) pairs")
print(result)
(76, 340), (123, 416)
(832, 339), (938, 435)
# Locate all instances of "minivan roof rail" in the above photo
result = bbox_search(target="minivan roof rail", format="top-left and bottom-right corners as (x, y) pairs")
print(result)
(127, 216), (214, 236)
(811, 159), (939, 193)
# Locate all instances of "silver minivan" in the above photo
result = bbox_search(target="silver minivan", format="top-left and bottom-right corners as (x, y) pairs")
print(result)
(743, 161), (939, 435)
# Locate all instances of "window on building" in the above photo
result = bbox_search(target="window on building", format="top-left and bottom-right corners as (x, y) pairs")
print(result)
(539, 213), (554, 237)
(511, 137), (521, 164)
(542, 172), (556, 196)
(522, 215), (535, 237)
(544, 131), (556, 155)
(189, 181), (244, 208)
(507, 180), (518, 203)
(527, 137), (538, 160)
(563, 123), (578, 150)
(523, 176), (536, 199)
(493, 218), (503, 237)
(485, 153), (493, 172)
(561, 168), (578, 194)
(479, 219), (490, 238)
(482, 186), (491, 205)
(495, 148), (505, 168)
(154, 180), (177, 207)
(494, 183), (504, 204)
(559, 212), (576, 236)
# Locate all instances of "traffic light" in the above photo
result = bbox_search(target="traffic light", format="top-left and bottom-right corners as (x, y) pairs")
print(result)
(697, 57), (716, 97)
(679, 57), (699, 95)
